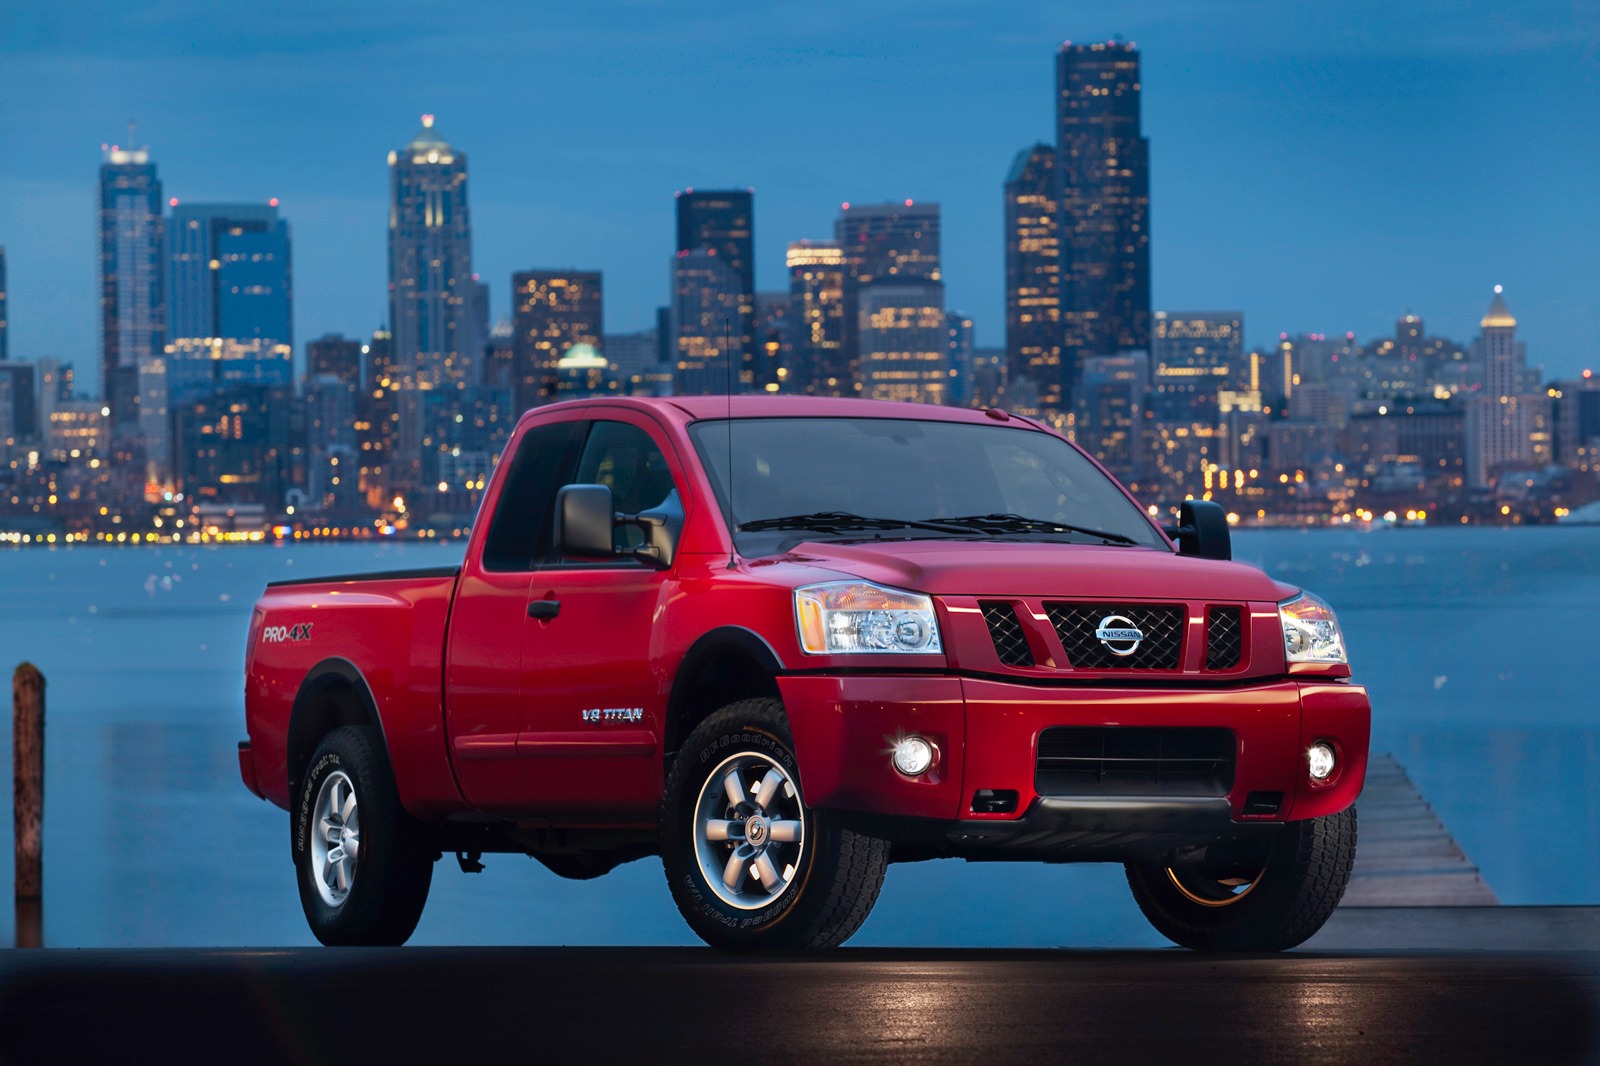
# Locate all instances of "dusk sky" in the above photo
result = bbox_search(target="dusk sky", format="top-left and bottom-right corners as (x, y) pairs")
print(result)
(3, 0), (1598, 394)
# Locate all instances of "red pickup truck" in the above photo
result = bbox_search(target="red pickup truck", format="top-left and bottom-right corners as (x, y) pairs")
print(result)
(241, 396), (1368, 950)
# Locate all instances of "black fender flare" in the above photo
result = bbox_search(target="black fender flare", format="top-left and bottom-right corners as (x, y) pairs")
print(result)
(663, 626), (785, 760)
(286, 658), (393, 842)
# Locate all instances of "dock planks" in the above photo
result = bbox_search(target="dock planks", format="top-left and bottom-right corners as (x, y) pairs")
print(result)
(1342, 752), (1499, 906)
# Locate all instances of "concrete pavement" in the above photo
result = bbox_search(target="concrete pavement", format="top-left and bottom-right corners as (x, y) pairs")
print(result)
(0, 921), (1595, 1065)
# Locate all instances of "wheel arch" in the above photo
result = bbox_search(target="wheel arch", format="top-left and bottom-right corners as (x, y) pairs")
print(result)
(664, 627), (784, 770)
(286, 657), (393, 835)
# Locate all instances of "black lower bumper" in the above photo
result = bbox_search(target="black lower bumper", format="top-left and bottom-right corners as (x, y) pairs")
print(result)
(944, 796), (1281, 863)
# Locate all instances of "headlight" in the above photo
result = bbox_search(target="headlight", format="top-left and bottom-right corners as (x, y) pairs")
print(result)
(795, 581), (943, 655)
(1279, 591), (1347, 664)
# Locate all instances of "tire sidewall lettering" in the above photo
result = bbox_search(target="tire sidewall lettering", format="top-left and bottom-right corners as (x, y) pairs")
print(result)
(296, 751), (344, 856)
(679, 725), (804, 933)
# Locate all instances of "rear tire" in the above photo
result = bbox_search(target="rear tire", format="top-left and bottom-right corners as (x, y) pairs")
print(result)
(1126, 807), (1356, 952)
(662, 698), (889, 949)
(294, 726), (435, 946)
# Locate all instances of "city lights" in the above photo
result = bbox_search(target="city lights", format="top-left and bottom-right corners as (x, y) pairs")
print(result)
(0, 47), (1589, 550)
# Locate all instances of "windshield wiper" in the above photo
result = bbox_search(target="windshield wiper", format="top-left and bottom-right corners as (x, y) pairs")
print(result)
(922, 512), (1140, 545)
(738, 511), (974, 535)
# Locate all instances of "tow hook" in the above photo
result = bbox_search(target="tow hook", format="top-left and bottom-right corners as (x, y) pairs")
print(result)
(456, 850), (485, 874)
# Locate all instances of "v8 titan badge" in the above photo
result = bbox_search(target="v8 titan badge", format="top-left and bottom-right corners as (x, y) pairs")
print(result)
(582, 707), (644, 723)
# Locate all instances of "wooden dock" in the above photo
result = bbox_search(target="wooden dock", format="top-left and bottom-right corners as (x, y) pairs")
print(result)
(1342, 752), (1499, 906)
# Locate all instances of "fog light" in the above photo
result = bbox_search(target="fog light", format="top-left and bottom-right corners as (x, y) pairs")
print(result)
(892, 735), (936, 776)
(1307, 742), (1337, 781)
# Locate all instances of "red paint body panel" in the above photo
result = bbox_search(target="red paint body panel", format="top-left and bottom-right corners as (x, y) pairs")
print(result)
(241, 396), (1372, 850)
(778, 675), (968, 820)
(244, 574), (462, 819)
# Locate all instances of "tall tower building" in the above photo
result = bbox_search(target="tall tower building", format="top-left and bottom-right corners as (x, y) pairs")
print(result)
(511, 270), (603, 412)
(1056, 41), (1151, 400)
(670, 249), (742, 396)
(388, 115), (474, 390)
(674, 190), (754, 384)
(1466, 286), (1539, 487)
(786, 240), (846, 394)
(835, 201), (941, 390)
(0, 244), (9, 362)
(166, 202), (293, 401)
(1004, 144), (1062, 413)
(387, 115), (474, 492)
(98, 139), (166, 452)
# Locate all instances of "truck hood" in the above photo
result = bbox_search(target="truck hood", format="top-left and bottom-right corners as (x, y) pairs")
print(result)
(781, 539), (1298, 602)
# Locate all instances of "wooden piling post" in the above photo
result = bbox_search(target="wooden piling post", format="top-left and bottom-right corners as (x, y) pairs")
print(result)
(14, 663), (43, 902)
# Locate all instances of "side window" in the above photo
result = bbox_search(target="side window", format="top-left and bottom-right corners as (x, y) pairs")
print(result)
(571, 420), (680, 552)
(481, 421), (579, 571)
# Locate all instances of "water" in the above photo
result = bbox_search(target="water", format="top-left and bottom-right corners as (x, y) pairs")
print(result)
(0, 527), (1594, 947)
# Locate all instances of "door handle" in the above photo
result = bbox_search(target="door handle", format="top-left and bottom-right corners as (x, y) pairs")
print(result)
(527, 600), (561, 620)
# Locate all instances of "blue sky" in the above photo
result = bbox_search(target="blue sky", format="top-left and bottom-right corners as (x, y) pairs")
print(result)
(2, 0), (1598, 393)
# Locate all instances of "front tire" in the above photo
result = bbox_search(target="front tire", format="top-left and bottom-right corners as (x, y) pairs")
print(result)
(1126, 807), (1356, 951)
(294, 726), (435, 946)
(662, 699), (889, 949)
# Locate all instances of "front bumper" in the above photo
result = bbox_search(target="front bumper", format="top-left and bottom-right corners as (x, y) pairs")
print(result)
(777, 673), (1369, 856)
(945, 796), (1281, 862)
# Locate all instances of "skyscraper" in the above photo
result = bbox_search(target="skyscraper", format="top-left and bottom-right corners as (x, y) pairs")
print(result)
(166, 202), (293, 401)
(753, 291), (792, 392)
(355, 328), (396, 508)
(511, 270), (603, 412)
(1004, 144), (1062, 413)
(786, 240), (846, 395)
(1057, 42), (1151, 396)
(858, 281), (948, 405)
(835, 201), (941, 391)
(0, 362), (36, 447)
(1466, 287), (1541, 487)
(388, 115), (475, 490)
(674, 190), (754, 382)
(0, 245), (9, 362)
(98, 140), (166, 455)
(173, 383), (293, 506)
(946, 311), (975, 407)
(1149, 311), (1242, 419)
(670, 249), (742, 396)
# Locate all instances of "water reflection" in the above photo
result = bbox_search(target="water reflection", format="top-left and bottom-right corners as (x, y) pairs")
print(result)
(0, 529), (1594, 946)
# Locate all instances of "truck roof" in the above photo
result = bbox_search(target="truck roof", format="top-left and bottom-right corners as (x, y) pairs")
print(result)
(516, 394), (1043, 431)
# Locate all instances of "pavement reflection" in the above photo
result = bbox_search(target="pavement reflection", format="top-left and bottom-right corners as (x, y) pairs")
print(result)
(0, 948), (1594, 1065)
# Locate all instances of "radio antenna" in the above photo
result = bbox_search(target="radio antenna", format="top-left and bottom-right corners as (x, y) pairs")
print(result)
(725, 315), (736, 569)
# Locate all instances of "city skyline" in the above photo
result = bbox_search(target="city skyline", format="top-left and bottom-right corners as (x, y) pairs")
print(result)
(3, 3), (1599, 395)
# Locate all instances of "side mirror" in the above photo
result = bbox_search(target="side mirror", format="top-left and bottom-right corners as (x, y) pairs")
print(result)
(626, 490), (684, 570)
(556, 484), (615, 558)
(1162, 499), (1231, 561)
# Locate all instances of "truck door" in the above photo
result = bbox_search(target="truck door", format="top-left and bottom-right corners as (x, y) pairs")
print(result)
(444, 415), (584, 813)
(515, 413), (689, 818)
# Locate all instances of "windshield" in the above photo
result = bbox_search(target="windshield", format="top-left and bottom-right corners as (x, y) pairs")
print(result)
(688, 416), (1166, 554)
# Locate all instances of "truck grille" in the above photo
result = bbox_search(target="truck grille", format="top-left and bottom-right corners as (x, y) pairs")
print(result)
(980, 602), (1034, 667)
(1044, 603), (1184, 670)
(1204, 607), (1243, 670)
(1035, 726), (1235, 797)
